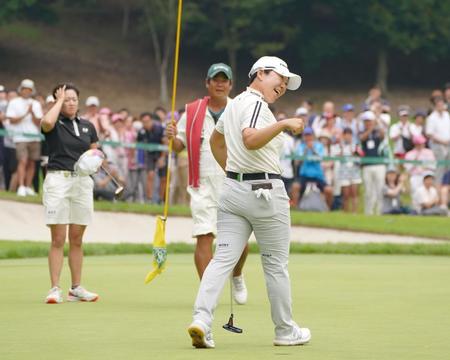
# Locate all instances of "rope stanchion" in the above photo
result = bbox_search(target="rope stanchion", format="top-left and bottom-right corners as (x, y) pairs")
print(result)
(1, 129), (449, 166)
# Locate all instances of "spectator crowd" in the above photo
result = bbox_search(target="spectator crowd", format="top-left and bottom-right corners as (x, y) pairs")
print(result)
(1, 79), (449, 216)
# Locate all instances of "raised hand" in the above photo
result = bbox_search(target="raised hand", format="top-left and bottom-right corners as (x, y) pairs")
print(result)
(54, 85), (66, 103)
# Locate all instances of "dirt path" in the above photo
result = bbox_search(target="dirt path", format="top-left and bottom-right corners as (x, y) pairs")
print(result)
(1, 200), (444, 245)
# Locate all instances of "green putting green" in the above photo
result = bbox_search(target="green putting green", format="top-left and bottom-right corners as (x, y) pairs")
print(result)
(1, 254), (449, 360)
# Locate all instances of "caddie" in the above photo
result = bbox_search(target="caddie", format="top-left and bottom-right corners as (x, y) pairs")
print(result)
(166, 63), (249, 304)
(188, 56), (311, 348)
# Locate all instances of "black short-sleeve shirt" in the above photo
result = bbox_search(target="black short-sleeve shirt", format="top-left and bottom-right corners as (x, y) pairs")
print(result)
(360, 129), (384, 166)
(137, 124), (164, 159)
(43, 114), (98, 171)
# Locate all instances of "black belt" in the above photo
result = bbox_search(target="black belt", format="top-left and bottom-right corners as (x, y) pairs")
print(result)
(226, 171), (281, 181)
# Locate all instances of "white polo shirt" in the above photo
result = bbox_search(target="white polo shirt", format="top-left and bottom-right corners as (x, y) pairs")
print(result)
(216, 87), (284, 174)
(413, 185), (439, 212)
(426, 110), (450, 143)
(177, 102), (226, 177)
(6, 97), (43, 143)
(389, 121), (412, 154)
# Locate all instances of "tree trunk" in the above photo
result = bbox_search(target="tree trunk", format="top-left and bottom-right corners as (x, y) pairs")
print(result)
(375, 47), (388, 95)
(160, 62), (169, 105)
(121, 1), (130, 39)
(228, 46), (237, 94)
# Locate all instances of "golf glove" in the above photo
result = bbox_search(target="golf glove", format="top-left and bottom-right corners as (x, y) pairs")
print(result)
(254, 188), (272, 202)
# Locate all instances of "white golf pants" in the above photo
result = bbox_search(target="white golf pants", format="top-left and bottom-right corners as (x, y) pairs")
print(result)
(193, 177), (298, 337)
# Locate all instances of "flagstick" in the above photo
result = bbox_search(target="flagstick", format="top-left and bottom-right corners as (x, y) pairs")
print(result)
(163, 0), (183, 222)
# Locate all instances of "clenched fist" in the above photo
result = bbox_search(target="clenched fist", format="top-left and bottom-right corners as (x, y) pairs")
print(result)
(283, 117), (305, 135)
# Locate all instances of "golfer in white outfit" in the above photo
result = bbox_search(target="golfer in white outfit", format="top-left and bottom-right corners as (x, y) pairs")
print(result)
(188, 56), (311, 348)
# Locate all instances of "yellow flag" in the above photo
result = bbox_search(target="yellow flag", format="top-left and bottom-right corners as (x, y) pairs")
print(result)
(144, 216), (167, 284)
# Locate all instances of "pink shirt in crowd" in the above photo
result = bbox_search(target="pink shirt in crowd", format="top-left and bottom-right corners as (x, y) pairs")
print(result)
(123, 129), (137, 170)
(404, 148), (436, 176)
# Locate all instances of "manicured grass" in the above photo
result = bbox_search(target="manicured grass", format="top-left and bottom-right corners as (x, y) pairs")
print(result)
(290, 211), (450, 240)
(1, 240), (450, 260)
(0, 254), (449, 360)
(1, 191), (449, 239)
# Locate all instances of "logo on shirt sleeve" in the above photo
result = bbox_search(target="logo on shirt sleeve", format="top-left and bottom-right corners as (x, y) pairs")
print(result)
(82, 127), (89, 133)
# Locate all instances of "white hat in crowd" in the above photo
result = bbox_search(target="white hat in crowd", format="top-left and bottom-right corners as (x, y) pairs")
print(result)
(18, 79), (36, 94)
(45, 95), (55, 104)
(248, 56), (302, 91)
(423, 171), (435, 180)
(398, 105), (410, 117)
(361, 110), (376, 121)
(295, 107), (308, 116)
(85, 96), (100, 107)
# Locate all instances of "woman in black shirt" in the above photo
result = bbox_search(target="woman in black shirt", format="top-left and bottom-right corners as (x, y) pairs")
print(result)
(41, 83), (99, 304)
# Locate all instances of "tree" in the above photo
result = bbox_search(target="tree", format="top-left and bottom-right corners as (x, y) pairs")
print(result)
(370, 0), (449, 93)
(0, 0), (55, 24)
(141, 0), (178, 106)
(184, 0), (298, 87)
(332, 0), (450, 93)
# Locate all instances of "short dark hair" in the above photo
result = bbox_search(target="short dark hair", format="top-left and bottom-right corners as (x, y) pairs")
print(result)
(140, 111), (154, 120)
(343, 128), (353, 135)
(154, 106), (167, 113)
(248, 69), (272, 86)
(431, 96), (445, 105)
(52, 83), (79, 98)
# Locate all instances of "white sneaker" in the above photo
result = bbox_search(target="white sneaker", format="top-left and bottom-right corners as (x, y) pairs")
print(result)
(45, 286), (63, 304)
(25, 187), (36, 196)
(273, 325), (311, 346)
(17, 186), (27, 197)
(188, 319), (215, 349)
(67, 286), (99, 302)
(232, 275), (248, 305)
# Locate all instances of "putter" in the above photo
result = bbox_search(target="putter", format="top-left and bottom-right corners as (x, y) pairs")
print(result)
(101, 165), (124, 198)
(223, 277), (243, 334)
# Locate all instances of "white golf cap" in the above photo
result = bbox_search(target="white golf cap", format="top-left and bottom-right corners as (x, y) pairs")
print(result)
(18, 79), (36, 93)
(295, 106), (308, 116)
(361, 110), (376, 121)
(248, 56), (302, 90)
(85, 96), (100, 107)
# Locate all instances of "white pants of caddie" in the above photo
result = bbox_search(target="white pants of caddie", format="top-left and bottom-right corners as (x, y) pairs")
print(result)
(193, 177), (298, 338)
(187, 175), (224, 237)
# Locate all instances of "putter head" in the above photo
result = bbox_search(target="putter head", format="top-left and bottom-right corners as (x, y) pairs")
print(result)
(114, 186), (124, 198)
(222, 314), (243, 334)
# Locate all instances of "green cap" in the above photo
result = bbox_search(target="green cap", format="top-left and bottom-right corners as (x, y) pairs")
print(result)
(207, 63), (233, 80)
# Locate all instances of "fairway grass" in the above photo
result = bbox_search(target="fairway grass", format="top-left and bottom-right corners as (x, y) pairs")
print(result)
(1, 254), (449, 360)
